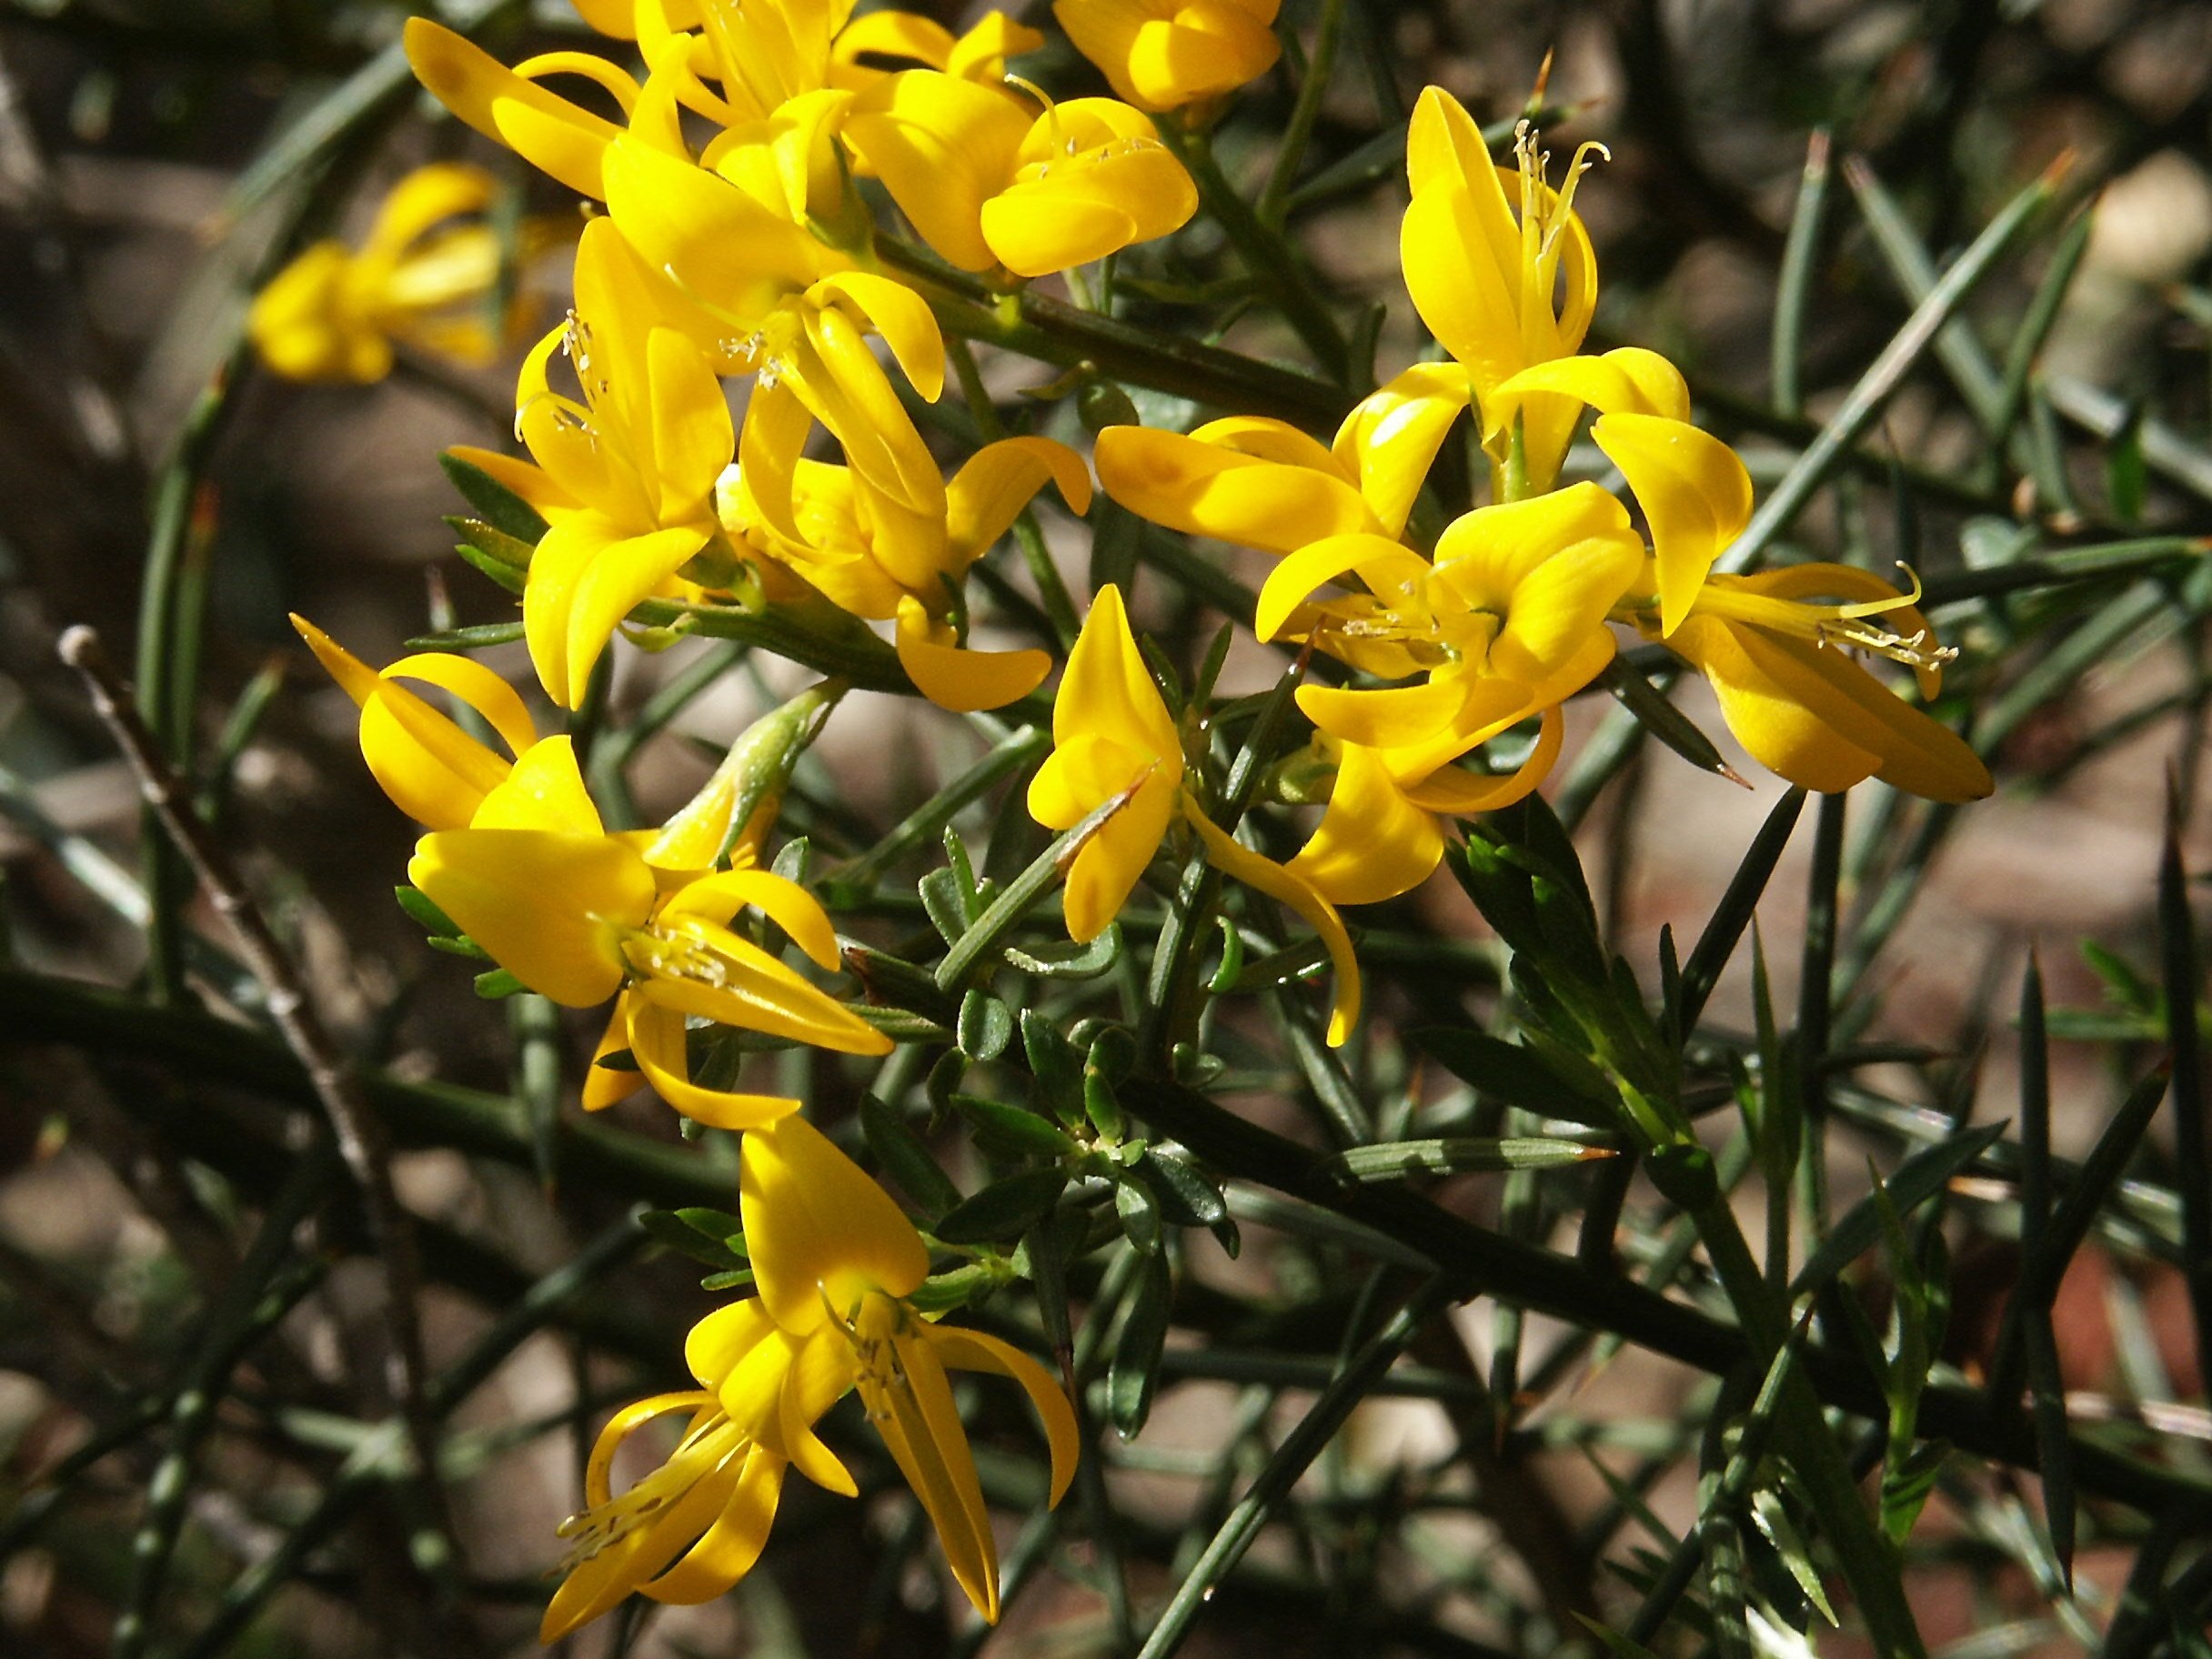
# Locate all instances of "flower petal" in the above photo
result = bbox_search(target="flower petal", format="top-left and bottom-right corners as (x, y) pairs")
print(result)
(404, 19), (618, 200)
(843, 71), (1029, 272)
(407, 828), (650, 1005)
(1094, 425), (1376, 556)
(740, 1112), (930, 1335)
(1591, 412), (1753, 638)
(628, 998), (803, 1129)
(1285, 741), (1445, 906)
(1183, 799), (1361, 1045)
(946, 436), (1092, 564)
(928, 1325), (1080, 1507)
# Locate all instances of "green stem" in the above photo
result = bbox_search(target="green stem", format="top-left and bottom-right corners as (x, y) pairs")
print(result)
(1256, 0), (1350, 231)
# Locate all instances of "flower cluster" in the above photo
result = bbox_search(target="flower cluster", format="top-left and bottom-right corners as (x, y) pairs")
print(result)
(1099, 92), (1992, 904)
(261, 0), (2001, 1638)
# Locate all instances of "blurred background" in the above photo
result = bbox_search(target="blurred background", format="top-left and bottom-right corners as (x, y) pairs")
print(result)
(1, 1), (2209, 1654)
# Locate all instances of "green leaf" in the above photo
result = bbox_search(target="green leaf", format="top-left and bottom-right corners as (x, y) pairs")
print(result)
(1001, 927), (1122, 979)
(1322, 1137), (1614, 1184)
(949, 1092), (1071, 1161)
(638, 1207), (748, 1271)
(1789, 1121), (2006, 1298)
(860, 1094), (963, 1221)
(1115, 1173), (1161, 1254)
(934, 788), (1144, 990)
(1021, 1010), (1085, 1127)
(472, 968), (526, 999)
(933, 1168), (1068, 1245)
(956, 989), (1013, 1062)
(1409, 1028), (1616, 1127)
(440, 449), (550, 544)
(396, 885), (464, 938)
(1108, 1251), (1172, 1438)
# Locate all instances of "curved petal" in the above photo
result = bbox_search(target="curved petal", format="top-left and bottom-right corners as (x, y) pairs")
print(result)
(860, 1302), (1000, 1622)
(805, 270), (946, 401)
(1285, 740), (1445, 906)
(1295, 679), (1469, 750)
(789, 301), (947, 517)
(983, 129), (1196, 276)
(928, 1325), (1080, 1507)
(640, 1446), (785, 1605)
(1484, 533), (1644, 685)
(1430, 480), (1634, 604)
(1254, 533), (1429, 642)
(740, 1112), (930, 1335)
(1490, 345), (1690, 426)
(1094, 425), (1376, 556)
(583, 996), (643, 1111)
(1057, 583), (1183, 761)
(1666, 616), (1883, 794)
(1396, 705), (1564, 813)
(381, 650), (538, 759)
(470, 735), (604, 835)
(628, 997), (804, 1128)
(1591, 412), (1753, 638)
(1061, 764), (1177, 942)
(842, 71), (1029, 272)
(404, 19), (618, 200)
(1332, 362), (1473, 537)
(1183, 799), (1361, 1045)
(407, 829), (649, 1005)
(946, 436), (1092, 564)
(897, 605), (1052, 711)
(646, 327), (737, 516)
(659, 867), (843, 968)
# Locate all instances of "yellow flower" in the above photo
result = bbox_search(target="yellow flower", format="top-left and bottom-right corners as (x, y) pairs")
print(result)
(728, 437), (1092, 710)
(1489, 348), (1753, 638)
(1052, 0), (1282, 114)
(1400, 90), (1606, 490)
(844, 75), (1196, 277)
(288, 615), (537, 829)
(1661, 565), (1993, 802)
(247, 163), (533, 383)
(1028, 585), (1362, 1042)
(1094, 374), (1455, 558)
(830, 8), (1044, 92)
(543, 1112), (1078, 1637)
(598, 128), (950, 529)
(451, 219), (735, 709)
(1254, 482), (1644, 752)
(1285, 714), (1564, 906)
(405, 20), (631, 200)
(408, 736), (889, 1128)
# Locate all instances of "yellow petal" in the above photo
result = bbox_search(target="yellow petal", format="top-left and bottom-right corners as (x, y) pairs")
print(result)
(946, 11), (1046, 78)
(640, 1446), (786, 1605)
(790, 299), (948, 518)
(983, 106), (1196, 276)
(1056, 584), (1183, 764)
(1284, 741), (1445, 906)
(601, 136), (832, 317)
(946, 437), (1092, 565)
(859, 1300), (1000, 1622)
(404, 19), (618, 200)
(1094, 425), (1376, 556)
(739, 1112), (930, 1335)
(248, 242), (386, 383)
(631, 927), (890, 1054)
(842, 70), (1029, 272)
(628, 998), (804, 1129)
(647, 327), (738, 518)
(407, 829), (650, 1006)
(658, 868), (844, 969)
(1294, 679), (1470, 750)
(1182, 799), (1361, 1045)
(470, 735), (604, 836)
(1253, 532), (1429, 643)
(582, 996), (643, 1111)
(805, 270), (946, 401)
(1123, 5), (1281, 111)
(896, 603), (1051, 712)
(1395, 706), (1564, 813)
(928, 1325), (1080, 1507)
(1331, 362), (1473, 537)
(1490, 345), (1690, 426)
(1590, 412), (1753, 638)
(1061, 764), (1178, 941)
